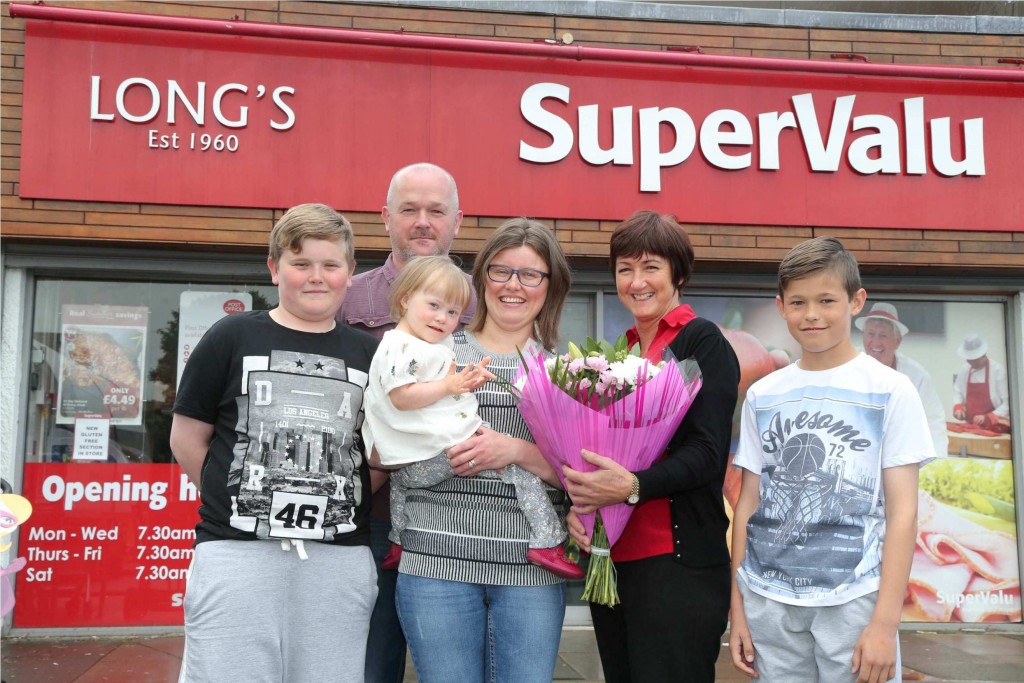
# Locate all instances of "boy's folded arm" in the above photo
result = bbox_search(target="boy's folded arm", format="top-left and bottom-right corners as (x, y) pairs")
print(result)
(170, 413), (215, 487)
(854, 462), (920, 680)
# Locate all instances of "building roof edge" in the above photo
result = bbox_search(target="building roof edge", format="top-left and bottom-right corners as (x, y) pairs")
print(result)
(352, 0), (1024, 35)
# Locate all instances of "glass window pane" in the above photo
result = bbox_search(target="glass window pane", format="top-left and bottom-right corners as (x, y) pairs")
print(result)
(558, 293), (595, 353)
(26, 279), (277, 465)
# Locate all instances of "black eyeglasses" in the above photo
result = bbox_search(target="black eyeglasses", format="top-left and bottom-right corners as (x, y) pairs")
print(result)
(486, 264), (550, 288)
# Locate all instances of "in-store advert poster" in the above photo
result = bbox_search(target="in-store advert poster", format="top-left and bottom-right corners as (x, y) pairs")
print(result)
(56, 305), (148, 426)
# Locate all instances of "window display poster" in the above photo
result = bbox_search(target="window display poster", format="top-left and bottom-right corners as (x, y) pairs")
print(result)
(56, 305), (147, 426)
(909, 458), (1018, 623)
(13, 463), (197, 628)
(177, 291), (252, 390)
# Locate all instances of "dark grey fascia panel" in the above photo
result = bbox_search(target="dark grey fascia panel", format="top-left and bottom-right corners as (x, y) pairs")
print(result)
(354, 0), (1024, 35)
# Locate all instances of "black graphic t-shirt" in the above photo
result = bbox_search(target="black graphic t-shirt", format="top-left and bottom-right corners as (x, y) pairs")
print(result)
(174, 310), (378, 546)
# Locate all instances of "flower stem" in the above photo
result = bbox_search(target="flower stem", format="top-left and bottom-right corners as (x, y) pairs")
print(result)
(580, 512), (619, 607)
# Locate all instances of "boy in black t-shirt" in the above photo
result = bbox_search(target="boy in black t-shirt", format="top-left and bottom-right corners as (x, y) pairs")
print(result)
(171, 204), (380, 682)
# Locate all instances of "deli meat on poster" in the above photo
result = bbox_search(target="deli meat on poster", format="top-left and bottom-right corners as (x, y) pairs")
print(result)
(906, 491), (1021, 623)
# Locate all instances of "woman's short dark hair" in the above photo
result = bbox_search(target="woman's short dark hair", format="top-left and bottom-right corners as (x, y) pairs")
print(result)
(609, 211), (694, 293)
(469, 217), (571, 351)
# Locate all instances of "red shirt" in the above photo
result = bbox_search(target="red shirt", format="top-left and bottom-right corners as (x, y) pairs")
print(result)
(612, 304), (697, 562)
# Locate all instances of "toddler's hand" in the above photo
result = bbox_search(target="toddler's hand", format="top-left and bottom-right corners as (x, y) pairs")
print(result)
(464, 357), (495, 388)
(445, 358), (494, 395)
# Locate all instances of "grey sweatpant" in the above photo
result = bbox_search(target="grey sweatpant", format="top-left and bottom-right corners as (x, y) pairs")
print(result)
(178, 539), (377, 683)
(737, 580), (901, 683)
(389, 455), (566, 548)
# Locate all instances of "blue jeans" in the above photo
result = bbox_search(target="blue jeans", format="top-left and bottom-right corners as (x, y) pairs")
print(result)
(396, 574), (566, 683)
(365, 514), (407, 683)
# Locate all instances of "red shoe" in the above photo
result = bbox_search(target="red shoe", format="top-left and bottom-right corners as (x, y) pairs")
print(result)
(381, 544), (402, 571)
(527, 546), (585, 580)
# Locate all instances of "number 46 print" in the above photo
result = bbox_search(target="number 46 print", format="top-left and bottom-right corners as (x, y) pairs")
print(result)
(268, 492), (328, 540)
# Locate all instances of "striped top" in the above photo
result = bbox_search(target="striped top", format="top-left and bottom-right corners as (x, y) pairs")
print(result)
(398, 330), (567, 586)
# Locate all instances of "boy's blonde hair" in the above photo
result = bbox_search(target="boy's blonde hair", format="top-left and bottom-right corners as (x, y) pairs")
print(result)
(777, 236), (861, 300)
(389, 255), (472, 323)
(269, 203), (354, 265)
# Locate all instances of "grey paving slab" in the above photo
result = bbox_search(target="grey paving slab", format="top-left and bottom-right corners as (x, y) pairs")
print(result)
(558, 650), (606, 681)
(900, 632), (1024, 682)
(556, 628), (600, 654)
(0, 638), (120, 683)
(5, 627), (1024, 682)
(553, 654), (587, 680)
(915, 632), (1024, 656)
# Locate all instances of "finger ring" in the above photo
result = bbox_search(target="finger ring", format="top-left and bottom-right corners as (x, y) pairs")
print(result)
(468, 460), (476, 469)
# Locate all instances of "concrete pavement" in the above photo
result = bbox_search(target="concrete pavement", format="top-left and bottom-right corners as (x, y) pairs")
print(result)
(2, 627), (1023, 682)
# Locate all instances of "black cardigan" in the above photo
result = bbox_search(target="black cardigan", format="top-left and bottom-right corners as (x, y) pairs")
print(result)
(634, 317), (740, 568)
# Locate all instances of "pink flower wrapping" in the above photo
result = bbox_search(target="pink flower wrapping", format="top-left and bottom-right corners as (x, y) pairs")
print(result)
(517, 350), (702, 547)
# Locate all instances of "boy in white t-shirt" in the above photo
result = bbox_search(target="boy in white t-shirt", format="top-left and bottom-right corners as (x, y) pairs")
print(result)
(364, 255), (583, 580)
(729, 237), (932, 683)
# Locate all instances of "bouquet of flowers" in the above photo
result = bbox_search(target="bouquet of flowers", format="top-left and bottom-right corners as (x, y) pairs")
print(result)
(513, 336), (702, 606)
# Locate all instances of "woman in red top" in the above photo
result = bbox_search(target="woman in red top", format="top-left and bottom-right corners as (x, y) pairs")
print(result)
(564, 211), (740, 683)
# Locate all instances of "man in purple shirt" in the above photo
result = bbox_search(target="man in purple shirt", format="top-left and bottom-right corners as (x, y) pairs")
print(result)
(338, 162), (475, 683)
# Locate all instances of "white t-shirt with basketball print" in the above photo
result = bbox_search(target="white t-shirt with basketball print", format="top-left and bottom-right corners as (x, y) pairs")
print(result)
(734, 352), (933, 607)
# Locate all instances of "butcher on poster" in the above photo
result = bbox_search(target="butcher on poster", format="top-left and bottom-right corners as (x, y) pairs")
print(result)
(57, 305), (148, 426)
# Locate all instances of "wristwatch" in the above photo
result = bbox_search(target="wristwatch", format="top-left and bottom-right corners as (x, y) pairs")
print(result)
(625, 474), (640, 505)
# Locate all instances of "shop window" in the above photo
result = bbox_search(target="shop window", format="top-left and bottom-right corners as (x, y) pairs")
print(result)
(26, 279), (277, 465)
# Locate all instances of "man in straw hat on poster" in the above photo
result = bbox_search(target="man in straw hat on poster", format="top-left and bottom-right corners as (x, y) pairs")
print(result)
(952, 333), (1010, 433)
(856, 302), (949, 457)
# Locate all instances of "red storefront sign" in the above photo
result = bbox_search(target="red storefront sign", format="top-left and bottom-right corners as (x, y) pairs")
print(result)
(13, 464), (197, 628)
(14, 6), (1024, 231)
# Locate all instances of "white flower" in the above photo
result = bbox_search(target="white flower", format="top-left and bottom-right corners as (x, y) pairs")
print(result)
(607, 356), (659, 387)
